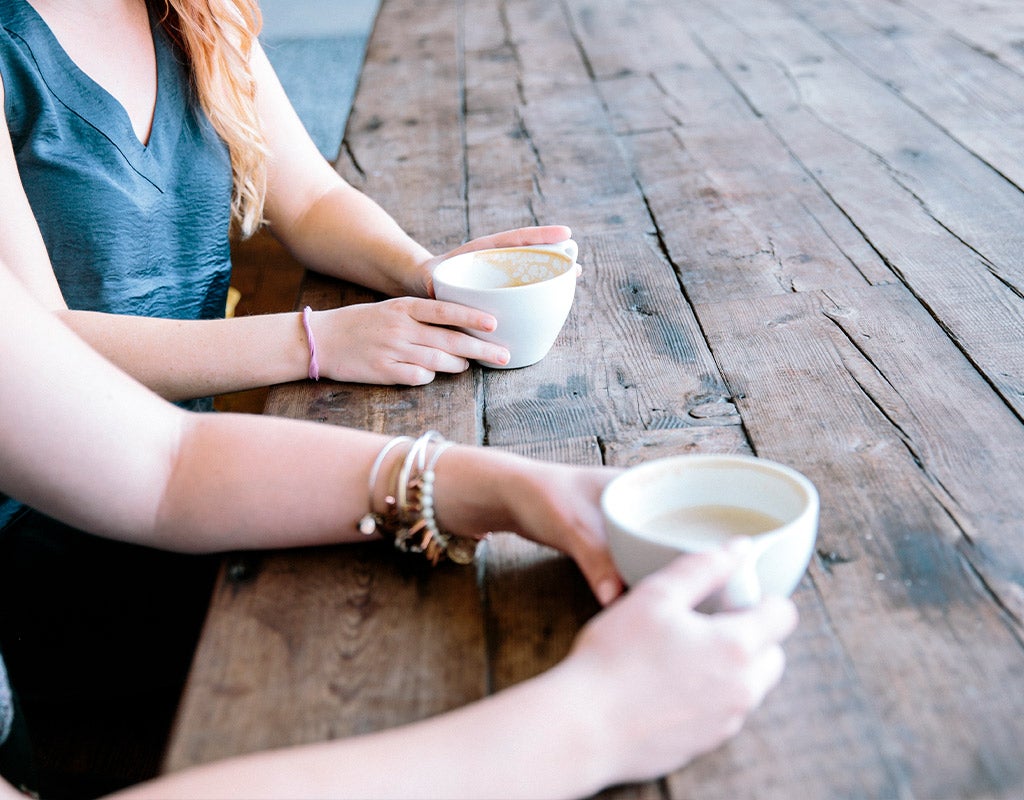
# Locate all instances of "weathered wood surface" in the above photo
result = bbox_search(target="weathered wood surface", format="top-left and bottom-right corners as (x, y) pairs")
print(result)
(167, 1), (1024, 798)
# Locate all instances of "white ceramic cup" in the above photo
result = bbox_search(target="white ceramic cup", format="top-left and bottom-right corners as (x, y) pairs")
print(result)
(601, 454), (819, 610)
(432, 240), (578, 369)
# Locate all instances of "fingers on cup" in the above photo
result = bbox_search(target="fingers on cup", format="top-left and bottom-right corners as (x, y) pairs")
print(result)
(405, 300), (510, 366)
(707, 619), (790, 725)
(642, 550), (744, 610)
(462, 225), (572, 253)
(442, 330), (509, 366)
(429, 300), (498, 333)
(403, 297), (494, 331)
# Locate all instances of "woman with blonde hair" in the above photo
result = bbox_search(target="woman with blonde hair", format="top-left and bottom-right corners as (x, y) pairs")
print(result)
(0, 0), (572, 792)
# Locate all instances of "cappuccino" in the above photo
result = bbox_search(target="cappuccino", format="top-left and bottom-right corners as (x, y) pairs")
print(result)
(646, 505), (783, 547)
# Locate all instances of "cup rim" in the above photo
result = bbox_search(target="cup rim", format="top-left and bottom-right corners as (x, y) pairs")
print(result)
(433, 245), (576, 294)
(601, 453), (819, 544)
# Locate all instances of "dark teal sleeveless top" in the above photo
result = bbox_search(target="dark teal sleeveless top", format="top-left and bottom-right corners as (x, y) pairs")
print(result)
(0, 0), (233, 316)
(0, 0), (233, 524)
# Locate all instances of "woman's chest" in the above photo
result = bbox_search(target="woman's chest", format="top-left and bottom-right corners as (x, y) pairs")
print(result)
(25, 0), (157, 144)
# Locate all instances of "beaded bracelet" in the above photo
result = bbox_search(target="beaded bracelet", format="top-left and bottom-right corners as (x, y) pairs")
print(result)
(357, 431), (480, 565)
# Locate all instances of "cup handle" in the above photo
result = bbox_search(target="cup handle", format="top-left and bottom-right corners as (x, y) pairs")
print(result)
(557, 239), (578, 264)
(722, 555), (762, 609)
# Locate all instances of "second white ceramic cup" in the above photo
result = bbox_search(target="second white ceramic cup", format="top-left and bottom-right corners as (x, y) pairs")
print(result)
(601, 454), (819, 610)
(432, 240), (578, 369)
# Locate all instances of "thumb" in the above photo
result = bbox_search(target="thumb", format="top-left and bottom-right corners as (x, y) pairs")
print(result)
(638, 540), (751, 609)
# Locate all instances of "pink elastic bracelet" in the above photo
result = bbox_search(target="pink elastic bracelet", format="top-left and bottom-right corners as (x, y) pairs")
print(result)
(301, 306), (320, 380)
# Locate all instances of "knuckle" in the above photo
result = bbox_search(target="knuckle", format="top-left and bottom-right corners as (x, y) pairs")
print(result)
(428, 333), (456, 358)
(633, 576), (676, 609)
(370, 354), (397, 375)
(437, 329), (477, 357)
(385, 297), (421, 321)
(420, 349), (456, 373)
(635, 587), (682, 632)
(432, 301), (459, 324)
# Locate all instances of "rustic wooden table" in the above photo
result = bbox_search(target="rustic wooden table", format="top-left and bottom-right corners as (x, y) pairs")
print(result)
(166, 0), (1024, 797)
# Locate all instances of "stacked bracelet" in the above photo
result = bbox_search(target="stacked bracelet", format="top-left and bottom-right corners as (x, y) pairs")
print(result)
(357, 431), (480, 565)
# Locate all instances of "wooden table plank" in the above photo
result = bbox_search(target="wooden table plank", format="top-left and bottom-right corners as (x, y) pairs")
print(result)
(337, 0), (467, 253)
(165, 544), (486, 767)
(569, 3), (897, 304)
(741, 0), (1024, 278)
(782, 0), (1024, 224)
(681, 0), (1024, 420)
(900, 0), (1024, 76)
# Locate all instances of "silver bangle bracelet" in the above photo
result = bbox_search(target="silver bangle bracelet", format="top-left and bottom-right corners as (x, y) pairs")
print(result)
(356, 431), (479, 565)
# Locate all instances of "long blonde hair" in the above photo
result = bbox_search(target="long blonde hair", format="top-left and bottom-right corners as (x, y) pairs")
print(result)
(157, 0), (267, 237)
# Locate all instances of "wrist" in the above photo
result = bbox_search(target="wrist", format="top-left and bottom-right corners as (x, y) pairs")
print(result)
(432, 444), (530, 536)
(406, 250), (434, 297)
(360, 433), (488, 565)
(373, 239), (433, 297)
(518, 658), (618, 797)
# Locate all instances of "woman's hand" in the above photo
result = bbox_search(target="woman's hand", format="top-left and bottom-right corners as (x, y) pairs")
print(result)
(310, 299), (511, 385)
(433, 450), (625, 605)
(416, 225), (573, 296)
(565, 548), (799, 786)
(503, 460), (625, 606)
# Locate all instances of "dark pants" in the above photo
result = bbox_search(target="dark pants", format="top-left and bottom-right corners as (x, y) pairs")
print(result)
(0, 510), (218, 799)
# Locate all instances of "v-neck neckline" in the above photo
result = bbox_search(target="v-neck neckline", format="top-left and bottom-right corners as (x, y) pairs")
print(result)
(4, 0), (185, 185)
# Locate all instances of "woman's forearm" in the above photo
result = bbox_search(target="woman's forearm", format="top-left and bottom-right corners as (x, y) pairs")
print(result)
(55, 308), (313, 402)
(108, 659), (608, 800)
(155, 419), (619, 609)
(251, 40), (433, 298)
(270, 180), (433, 298)
(153, 414), (388, 553)
(153, 422), (533, 554)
